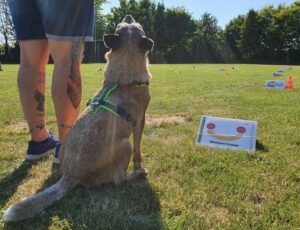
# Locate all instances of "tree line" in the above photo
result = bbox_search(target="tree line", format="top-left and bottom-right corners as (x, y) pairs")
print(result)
(98, 0), (300, 64)
(1, 0), (300, 64)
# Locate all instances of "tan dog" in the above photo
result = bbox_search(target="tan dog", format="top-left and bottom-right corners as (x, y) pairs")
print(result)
(3, 15), (154, 222)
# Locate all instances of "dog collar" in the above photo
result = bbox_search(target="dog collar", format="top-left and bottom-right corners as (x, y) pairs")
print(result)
(131, 80), (149, 87)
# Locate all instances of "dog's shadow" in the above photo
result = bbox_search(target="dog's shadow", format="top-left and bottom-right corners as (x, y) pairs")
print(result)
(3, 166), (164, 230)
(0, 160), (41, 209)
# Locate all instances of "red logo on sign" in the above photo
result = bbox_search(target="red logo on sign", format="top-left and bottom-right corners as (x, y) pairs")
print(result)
(236, 126), (246, 133)
(207, 123), (216, 130)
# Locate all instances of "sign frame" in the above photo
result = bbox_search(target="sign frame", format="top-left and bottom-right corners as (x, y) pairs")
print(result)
(196, 116), (257, 152)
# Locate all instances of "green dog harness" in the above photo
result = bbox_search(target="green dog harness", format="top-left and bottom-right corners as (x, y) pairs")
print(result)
(87, 82), (148, 127)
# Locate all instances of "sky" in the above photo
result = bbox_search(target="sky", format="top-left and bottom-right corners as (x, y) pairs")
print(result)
(101, 0), (297, 28)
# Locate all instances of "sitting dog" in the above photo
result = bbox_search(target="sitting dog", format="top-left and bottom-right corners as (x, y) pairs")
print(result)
(3, 15), (154, 222)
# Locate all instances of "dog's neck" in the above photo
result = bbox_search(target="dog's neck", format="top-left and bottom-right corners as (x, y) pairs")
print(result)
(103, 51), (151, 84)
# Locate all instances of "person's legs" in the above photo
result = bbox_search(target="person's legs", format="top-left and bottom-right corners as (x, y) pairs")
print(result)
(49, 40), (84, 144)
(34, 0), (94, 163)
(18, 40), (50, 142)
(8, 0), (59, 160)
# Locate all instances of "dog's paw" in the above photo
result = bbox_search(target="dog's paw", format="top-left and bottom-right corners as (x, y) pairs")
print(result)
(133, 160), (142, 171)
(128, 168), (149, 181)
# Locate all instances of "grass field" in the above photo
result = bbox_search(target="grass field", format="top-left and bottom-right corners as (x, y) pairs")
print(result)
(0, 63), (299, 229)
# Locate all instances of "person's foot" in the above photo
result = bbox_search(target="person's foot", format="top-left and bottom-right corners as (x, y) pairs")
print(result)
(52, 144), (61, 165)
(26, 134), (59, 160)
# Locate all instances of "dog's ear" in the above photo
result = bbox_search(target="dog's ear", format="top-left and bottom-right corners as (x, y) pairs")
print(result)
(140, 36), (154, 52)
(103, 34), (120, 49)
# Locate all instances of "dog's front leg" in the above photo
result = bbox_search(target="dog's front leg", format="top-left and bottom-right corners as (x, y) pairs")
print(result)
(132, 115), (145, 169)
(129, 115), (148, 180)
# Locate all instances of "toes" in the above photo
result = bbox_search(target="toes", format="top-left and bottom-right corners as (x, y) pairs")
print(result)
(128, 168), (148, 181)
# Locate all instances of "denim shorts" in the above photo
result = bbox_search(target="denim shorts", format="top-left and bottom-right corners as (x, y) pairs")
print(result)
(8, 0), (94, 41)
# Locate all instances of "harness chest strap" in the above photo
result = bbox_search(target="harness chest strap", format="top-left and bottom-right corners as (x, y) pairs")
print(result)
(87, 82), (148, 127)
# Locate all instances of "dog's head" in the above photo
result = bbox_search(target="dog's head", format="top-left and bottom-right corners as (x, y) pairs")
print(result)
(103, 15), (154, 53)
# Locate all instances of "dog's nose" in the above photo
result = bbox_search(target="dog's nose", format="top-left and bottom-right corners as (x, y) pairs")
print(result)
(122, 15), (135, 24)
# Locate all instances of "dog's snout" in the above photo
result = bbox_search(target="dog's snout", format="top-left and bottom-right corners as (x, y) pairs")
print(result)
(122, 15), (135, 24)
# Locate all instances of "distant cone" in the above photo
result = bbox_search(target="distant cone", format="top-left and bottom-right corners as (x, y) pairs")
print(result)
(285, 76), (293, 89)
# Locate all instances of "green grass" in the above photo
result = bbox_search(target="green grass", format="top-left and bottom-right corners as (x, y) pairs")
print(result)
(0, 63), (300, 229)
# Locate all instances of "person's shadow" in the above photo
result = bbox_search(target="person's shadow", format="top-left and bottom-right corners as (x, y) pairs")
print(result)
(3, 165), (164, 230)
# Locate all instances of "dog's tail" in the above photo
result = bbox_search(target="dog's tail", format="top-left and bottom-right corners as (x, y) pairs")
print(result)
(3, 175), (77, 222)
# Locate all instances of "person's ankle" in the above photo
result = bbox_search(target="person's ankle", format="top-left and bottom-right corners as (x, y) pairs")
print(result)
(31, 131), (49, 142)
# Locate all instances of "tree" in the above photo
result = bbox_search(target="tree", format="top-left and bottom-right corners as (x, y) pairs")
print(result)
(187, 12), (228, 63)
(197, 12), (224, 62)
(94, 0), (108, 40)
(135, 0), (156, 38)
(224, 15), (244, 62)
(0, 0), (15, 56)
(106, 0), (156, 36)
(164, 7), (196, 63)
(106, 0), (133, 33)
(256, 6), (280, 63)
(239, 9), (261, 63)
(226, 2), (300, 64)
(287, 1), (300, 63)
(275, 3), (300, 63)
(153, 2), (167, 62)
(104, 0), (300, 64)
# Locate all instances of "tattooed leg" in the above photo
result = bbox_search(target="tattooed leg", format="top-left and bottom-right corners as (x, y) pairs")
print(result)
(26, 73), (49, 139)
(50, 40), (84, 143)
(17, 40), (50, 142)
(28, 119), (46, 134)
(67, 41), (84, 108)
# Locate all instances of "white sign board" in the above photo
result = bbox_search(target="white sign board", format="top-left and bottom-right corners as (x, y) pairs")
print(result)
(265, 80), (285, 89)
(196, 116), (257, 152)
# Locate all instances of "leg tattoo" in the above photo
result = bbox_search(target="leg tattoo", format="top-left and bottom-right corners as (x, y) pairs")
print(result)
(31, 71), (46, 135)
(36, 72), (45, 84)
(67, 41), (84, 109)
(67, 77), (81, 108)
(61, 123), (73, 129)
(34, 90), (45, 113)
(36, 121), (45, 130)
(71, 41), (84, 62)
(29, 119), (45, 134)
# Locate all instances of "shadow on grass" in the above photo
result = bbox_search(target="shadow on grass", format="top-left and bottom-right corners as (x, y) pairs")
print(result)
(3, 168), (164, 230)
(256, 140), (269, 152)
(0, 160), (41, 209)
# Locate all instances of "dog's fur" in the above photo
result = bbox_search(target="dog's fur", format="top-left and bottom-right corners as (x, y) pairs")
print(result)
(3, 15), (153, 222)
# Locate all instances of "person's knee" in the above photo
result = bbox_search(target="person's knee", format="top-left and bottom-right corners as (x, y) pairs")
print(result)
(50, 40), (84, 66)
(19, 40), (49, 71)
(49, 41), (73, 66)
(20, 48), (49, 70)
(20, 58), (48, 72)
